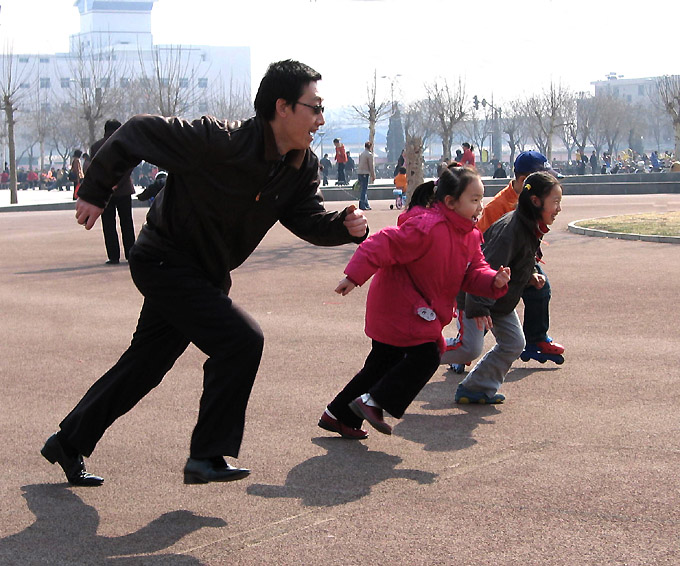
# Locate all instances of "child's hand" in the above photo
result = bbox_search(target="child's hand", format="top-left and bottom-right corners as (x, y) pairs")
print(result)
(474, 315), (493, 331)
(493, 266), (511, 288)
(335, 277), (356, 296)
(529, 273), (546, 289)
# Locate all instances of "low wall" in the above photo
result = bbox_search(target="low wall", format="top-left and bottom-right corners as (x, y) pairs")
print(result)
(320, 172), (680, 202)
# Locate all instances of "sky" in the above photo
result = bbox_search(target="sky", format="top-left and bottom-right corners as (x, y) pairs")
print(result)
(1, 0), (679, 113)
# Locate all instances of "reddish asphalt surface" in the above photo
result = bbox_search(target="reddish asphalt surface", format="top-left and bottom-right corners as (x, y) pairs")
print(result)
(1, 193), (679, 565)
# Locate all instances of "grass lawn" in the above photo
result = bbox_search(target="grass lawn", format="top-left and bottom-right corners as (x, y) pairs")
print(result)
(574, 211), (680, 237)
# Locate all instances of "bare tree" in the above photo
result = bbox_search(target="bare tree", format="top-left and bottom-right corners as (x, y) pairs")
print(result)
(0, 45), (34, 203)
(138, 44), (206, 117)
(655, 75), (680, 157)
(67, 39), (126, 147)
(351, 70), (391, 148)
(23, 81), (53, 174)
(501, 98), (530, 167)
(48, 102), (83, 170)
(593, 94), (631, 157)
(402, 99), (435, 199)
(425, 77), (466, 160)
(524, 82), (571, 161)
(557, 91), (578, 162)
(207, 74), (252, 121)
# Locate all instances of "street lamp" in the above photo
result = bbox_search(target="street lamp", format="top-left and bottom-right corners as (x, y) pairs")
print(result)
(381, 74), (402, 114)
(473, 94), (503, 162)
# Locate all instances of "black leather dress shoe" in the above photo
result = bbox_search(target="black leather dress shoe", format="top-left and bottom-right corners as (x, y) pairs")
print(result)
(183, 457), (250, 484)
(41, 434), (104, 486)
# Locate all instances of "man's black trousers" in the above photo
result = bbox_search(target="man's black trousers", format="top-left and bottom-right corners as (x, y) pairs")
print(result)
(58, 246), (264, 459)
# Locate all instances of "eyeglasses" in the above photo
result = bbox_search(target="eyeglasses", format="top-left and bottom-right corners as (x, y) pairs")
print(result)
(297, 101), (325, 115)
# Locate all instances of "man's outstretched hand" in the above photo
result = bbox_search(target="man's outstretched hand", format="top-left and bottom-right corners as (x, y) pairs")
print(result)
(343, 204), (368, 237)
(75, 198), (104, 230)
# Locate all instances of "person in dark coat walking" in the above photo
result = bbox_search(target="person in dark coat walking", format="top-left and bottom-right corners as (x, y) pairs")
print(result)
(91, 119), (136, 265)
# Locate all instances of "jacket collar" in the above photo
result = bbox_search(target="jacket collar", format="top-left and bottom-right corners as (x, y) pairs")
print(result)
(261, 116), (306, 170)
(433, 201), (477, 233)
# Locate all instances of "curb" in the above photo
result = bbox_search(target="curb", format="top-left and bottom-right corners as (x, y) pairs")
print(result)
(568, 219), (680, 244)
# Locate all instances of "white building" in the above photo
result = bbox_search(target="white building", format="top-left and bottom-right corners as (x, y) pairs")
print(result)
(590, 73), (657, 105)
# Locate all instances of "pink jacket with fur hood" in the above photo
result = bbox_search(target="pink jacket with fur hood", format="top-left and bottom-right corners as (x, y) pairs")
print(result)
(344, 201), (507, 352)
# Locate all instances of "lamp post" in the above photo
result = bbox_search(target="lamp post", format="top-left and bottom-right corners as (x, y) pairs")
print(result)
(381, 74), (402, 114)
(473, 94), (502, 163)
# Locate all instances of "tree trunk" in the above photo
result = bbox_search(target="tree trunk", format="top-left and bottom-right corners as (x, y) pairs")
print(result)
(404, 134), (424, 207)
(5, 103), (17, 204)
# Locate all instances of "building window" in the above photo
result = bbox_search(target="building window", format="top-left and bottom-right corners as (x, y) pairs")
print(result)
(41, 103), (51, 113)
(198, 101), (209, 113)
(39, 57), (50, 63)
(613, 86), (619, 97)
(100, 77), (110, 88)
(198, 78), (208, 89)
(81, 78), (91, 88)
(160, 77), (170, 87)
(19, 57), (29, 63)
(638, 85), (645, 96)
(40, 77), (51, 89)
(20, 82), (30, 89)
(627, 95), (632, 103)
(179, 78), (189, 89)
(61, 77), (71, 88)
(120, 77), (130, 88)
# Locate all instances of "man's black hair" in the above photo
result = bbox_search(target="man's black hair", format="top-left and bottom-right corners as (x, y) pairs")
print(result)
(104, 119), (122, 136)
(254, 59), (322, 122)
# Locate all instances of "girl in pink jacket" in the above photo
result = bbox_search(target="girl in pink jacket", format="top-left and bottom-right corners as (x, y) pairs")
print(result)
(319, 165), (511, 439)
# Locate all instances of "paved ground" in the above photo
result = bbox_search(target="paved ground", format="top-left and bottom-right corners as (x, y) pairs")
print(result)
(1, 194), (679, 565)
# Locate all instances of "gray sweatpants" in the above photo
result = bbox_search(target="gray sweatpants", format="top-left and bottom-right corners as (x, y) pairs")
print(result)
(442, 309), (525, 397)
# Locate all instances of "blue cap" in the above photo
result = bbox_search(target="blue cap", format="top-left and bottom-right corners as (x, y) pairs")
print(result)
(514, 150), (549, 174)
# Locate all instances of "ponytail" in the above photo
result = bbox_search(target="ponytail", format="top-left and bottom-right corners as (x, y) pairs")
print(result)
(408, 180), (436, 210)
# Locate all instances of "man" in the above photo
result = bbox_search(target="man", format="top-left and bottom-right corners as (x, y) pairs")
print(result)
(589, 150), (599, 175)
(41, 60), (369, 486)
(91, 119), (136, 265)
(450, 150), (563, 364)
(357, 141), (376, 211)
(320, 153), (332, 186)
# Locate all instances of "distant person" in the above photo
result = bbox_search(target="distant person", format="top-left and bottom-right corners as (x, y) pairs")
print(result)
(41, 59), (369, 487)
(590, 150), (599, 174)
(320, 153), (332, 186)
(460, 142), (475, 168)
(393, 149), (405, 176)
(319, 165), (508, 438)
(70, 150), (84, 200)
(492, 162), (507, 178)
(357, 141), (376, 211)
(136, 170), (167, 204)
(345, 151), (355, 183)
(89, 120), (137, 265)
(651, 151), (660, 172)
(393, 166), (408, 206)
(334, 138), (348, 185)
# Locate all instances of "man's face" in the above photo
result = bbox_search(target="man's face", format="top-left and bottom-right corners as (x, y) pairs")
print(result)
(281, 81), (325, 151)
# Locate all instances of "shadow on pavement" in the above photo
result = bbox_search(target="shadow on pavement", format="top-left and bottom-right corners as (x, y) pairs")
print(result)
(393, 408), (500, 452)
(247, 437), (437, 507)
(16, 264), (125, 275)
(0, 484), (225, 565)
